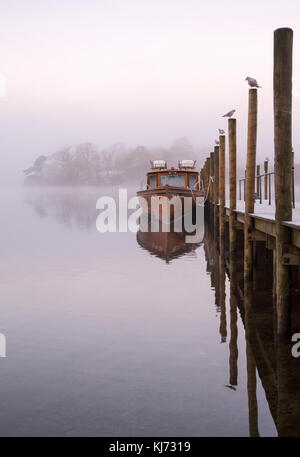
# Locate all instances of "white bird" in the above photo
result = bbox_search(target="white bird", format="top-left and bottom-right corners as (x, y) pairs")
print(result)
(218, 129), (225, 135)
(245, 76), (261, 88)
(215, 140), (220, 145)
(222, 109), (236, 118)
(265, 157), (269, 162)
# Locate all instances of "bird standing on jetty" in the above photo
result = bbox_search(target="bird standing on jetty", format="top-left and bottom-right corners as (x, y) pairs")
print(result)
(245, 76), (262, 88)
(218, 129), (225, 135)
(222, 109), (236, 118)
(215, 140), (220, 145)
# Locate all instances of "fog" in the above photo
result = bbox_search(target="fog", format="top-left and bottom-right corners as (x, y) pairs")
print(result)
(1, 0), (300, 185)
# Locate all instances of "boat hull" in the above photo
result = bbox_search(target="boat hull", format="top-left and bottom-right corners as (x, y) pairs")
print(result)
(137, 186), (205, 222)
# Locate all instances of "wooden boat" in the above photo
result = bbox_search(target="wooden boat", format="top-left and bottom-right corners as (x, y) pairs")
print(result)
(137, 228), (202, 263)
(137, 160), (205, 223)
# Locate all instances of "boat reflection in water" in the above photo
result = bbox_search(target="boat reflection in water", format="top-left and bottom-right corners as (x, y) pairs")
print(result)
(137, 225), (202, 263)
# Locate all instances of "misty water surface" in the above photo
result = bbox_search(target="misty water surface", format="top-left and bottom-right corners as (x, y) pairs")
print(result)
(0, 186), (280, 436)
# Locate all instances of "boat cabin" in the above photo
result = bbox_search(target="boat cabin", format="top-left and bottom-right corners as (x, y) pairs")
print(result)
(147, 160), (200, 190)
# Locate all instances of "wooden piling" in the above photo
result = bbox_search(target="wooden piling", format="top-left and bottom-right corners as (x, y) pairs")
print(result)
(228, 118), (238, 383)
(214, 146), (219, 240)
(229, 119), (237, 254)
(256, 164), (260, 196)
(207, 157), (211, 203)
(264, 160), (269, 200)
(210, 152), (215, 205)
(219, 135), (226, 254)
(274, 27), (293, 336)
(244, 89), (258, 289)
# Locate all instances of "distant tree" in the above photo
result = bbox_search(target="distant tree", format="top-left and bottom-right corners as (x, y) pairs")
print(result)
(24, 155), (48, 176)
(23, 137), (200, 187)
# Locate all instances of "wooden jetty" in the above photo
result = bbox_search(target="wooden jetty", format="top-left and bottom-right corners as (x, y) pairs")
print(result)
(200, 28), (300, 338)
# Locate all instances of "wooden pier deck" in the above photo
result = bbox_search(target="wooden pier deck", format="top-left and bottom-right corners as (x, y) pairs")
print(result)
(223, 201), (300, 249)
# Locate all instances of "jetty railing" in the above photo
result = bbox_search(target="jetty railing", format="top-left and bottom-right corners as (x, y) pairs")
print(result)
(238, 167), (295, 207)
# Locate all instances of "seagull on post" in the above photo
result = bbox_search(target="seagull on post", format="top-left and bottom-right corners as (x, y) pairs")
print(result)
(215, 140), (220, 145)
(218, 129), (225, 135)
(222, 109), (236, 118)
(245, 76), (261, 88)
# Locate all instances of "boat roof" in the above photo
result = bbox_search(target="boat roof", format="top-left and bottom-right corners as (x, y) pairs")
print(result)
(147, 168), (198, 174)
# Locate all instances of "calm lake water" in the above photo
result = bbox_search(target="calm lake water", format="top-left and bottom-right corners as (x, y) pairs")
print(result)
(0, 186), (286, 436)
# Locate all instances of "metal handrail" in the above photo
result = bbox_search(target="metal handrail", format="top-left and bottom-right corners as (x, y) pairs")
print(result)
(238, 168), (295, 208)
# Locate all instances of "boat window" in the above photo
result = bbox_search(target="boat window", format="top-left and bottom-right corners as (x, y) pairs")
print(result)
(160, 174), (186, 187)
(149, 175), (157, 188)
(189, 175), (197, 189)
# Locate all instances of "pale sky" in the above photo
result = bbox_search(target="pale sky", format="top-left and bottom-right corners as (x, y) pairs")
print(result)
(0, 0), (300, 183)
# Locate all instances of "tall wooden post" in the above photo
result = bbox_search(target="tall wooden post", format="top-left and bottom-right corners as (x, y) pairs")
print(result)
(274, 27), (293, 336)
(214, 146), (219, 240)
(207, 157), (211, 202)
(264, 160), (269, 200)
(256, 164), (260, 195)
(244, 89), (258, 289)
(219, 135), (226, 254)
(228, 118), (238, 383)
(229, 119), (237, 253)
(210, 152), (215, 205)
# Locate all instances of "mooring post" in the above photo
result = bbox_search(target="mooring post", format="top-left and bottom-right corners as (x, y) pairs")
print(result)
(214, 146), (219, 240)
(256, 164), (260, 196)
(244, 89), (258, 291)
(274, 27), (293, 336)
(219, 135), (226, 254)
(210, 151), (215, 205)
(228, 117), (238, 386)
(264, 159), (269, 200)
(207, 157), (211, 203)
(229, 118), (237, 248)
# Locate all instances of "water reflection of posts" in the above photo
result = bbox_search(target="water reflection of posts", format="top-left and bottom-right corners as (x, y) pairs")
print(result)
(246, 325), (260, 437)
(276, 339), (300, 436)
(229, 281), (238, 386)
(219, 241), (227, 343)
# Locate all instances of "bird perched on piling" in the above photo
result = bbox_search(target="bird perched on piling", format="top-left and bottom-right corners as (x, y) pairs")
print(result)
(245, 76), (261, 88)
(215, 140), (220, 145)
(218, 129), (225, 135)
(222, 109), (236, 118)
